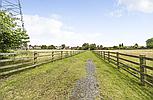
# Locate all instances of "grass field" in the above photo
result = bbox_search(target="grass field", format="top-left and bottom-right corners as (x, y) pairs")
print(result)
(93, 53), (153, 100)
(107, 49), (153, 58)
(0, 52), (87, 99)
(105, 49), (153, 77)
(0, 51), (153, 100)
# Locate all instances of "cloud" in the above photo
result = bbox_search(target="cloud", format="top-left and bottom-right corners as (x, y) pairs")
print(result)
(24, 14), (102, 46)
(24, 14), (72, 45)
(110, 9), (123, 17)
(23, 13), (150, 47)
(24, 15), (63, 35)
(117, 0), (153, 13)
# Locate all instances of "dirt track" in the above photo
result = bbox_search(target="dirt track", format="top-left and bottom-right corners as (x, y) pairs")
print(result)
(71, 59), (102, 100)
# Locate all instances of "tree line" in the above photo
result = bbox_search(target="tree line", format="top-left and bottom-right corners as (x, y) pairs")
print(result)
(28, 39), (153, 50)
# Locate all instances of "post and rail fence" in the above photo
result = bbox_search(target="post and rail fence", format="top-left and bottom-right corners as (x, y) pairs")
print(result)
(0, 50), (83, 77)
(93, 50), (153, 86)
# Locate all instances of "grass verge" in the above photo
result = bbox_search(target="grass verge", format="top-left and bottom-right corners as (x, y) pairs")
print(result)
(92, 52), (153, 100)
(0, 52), (88, 100)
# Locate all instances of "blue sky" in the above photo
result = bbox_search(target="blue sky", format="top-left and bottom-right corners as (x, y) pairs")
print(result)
(21, 0), (153, 46)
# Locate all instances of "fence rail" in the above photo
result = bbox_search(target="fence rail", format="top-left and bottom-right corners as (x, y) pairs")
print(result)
(0, 50), (83, 76)
(93, 50), (153, 86)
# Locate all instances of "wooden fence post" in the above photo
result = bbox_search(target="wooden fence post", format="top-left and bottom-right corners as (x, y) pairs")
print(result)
(13, 53), (16, 64)
(108, 51), (110, 62)
(70, 51), (72, 56)
(104, 51), (105, 60)
(101, 51), (103, 58)
(68, 51), (70, 57)
(52, 51), (54, 61)
(100, 51), (101, 58)
(34, 52), (37, 64)
(61, 51), (63, 59)
(117, 52), (119, 69)
(72, 51), (74, 56)
(63, 51), (65, 58)
(99, 51), (101, 58)
(139, 55), (146, 86)
(66, 51), (68, 57)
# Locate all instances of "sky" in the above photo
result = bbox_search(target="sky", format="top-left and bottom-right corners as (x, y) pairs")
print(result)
(20, 0), (153, 46)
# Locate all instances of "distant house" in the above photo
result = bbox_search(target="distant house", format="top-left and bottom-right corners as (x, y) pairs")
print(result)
(33, 45), (41, 50)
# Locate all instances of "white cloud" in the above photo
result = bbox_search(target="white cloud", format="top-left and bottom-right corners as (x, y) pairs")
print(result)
(110, 9), (123, 17)
(117, 0), (153, 13)
(24, 14), (102, 46)
(24, 14), (73, 45)
(24, 14), (151, 47)
(24, 15), (63, 35)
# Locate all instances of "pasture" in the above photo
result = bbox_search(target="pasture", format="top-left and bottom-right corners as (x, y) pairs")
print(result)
(0, 50), (153, 100)
(107, 49), (153, 58)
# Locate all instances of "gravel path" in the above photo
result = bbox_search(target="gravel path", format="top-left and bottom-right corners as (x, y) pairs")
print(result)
(70, 59), (101, 100)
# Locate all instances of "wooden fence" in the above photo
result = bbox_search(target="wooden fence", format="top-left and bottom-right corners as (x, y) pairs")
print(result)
(94, 50), (153, 86)
(0, 50), (83, 76)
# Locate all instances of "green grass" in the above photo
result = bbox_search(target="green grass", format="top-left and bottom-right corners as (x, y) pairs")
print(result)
(104, 50), (153, 82)
(0, 51), (153, 100)
(92, 53), (153, 100)
(0, 52), (87, 100)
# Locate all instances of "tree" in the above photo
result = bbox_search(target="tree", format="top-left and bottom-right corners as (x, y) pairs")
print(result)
(61, 44), (66, 49)
(120, 43), (124, 47)
(99, 45), (103, 50)
(48, 45), (55, 49)
(0, 11), (29, 52)
(78, 47), (82, 50)
(146, 38), (153, 48)
(21, 33), (30, 50)
(41, 45), (47, 49)
(113, 46), (118, 49)
(75, 46), (80, 50)
(119, 43), (124, 49)
(90, 43), (96, 50)
(119, 44), (122, 48)
(97, 45), (100, 50)
(82, 43), (89, 50)
(134, 43), (138, 49)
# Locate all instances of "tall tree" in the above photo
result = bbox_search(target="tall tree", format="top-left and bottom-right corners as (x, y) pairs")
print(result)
(90, 43), (96, 50)
(0, 11), (29, 52)
(99, 45), (103, 50)
(82, 43), (89, 50)
(61, 44), (66, 49)
(134, 43), (138, 49)
(97, 45), (100, 50)
(146, 38), (153, 48)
